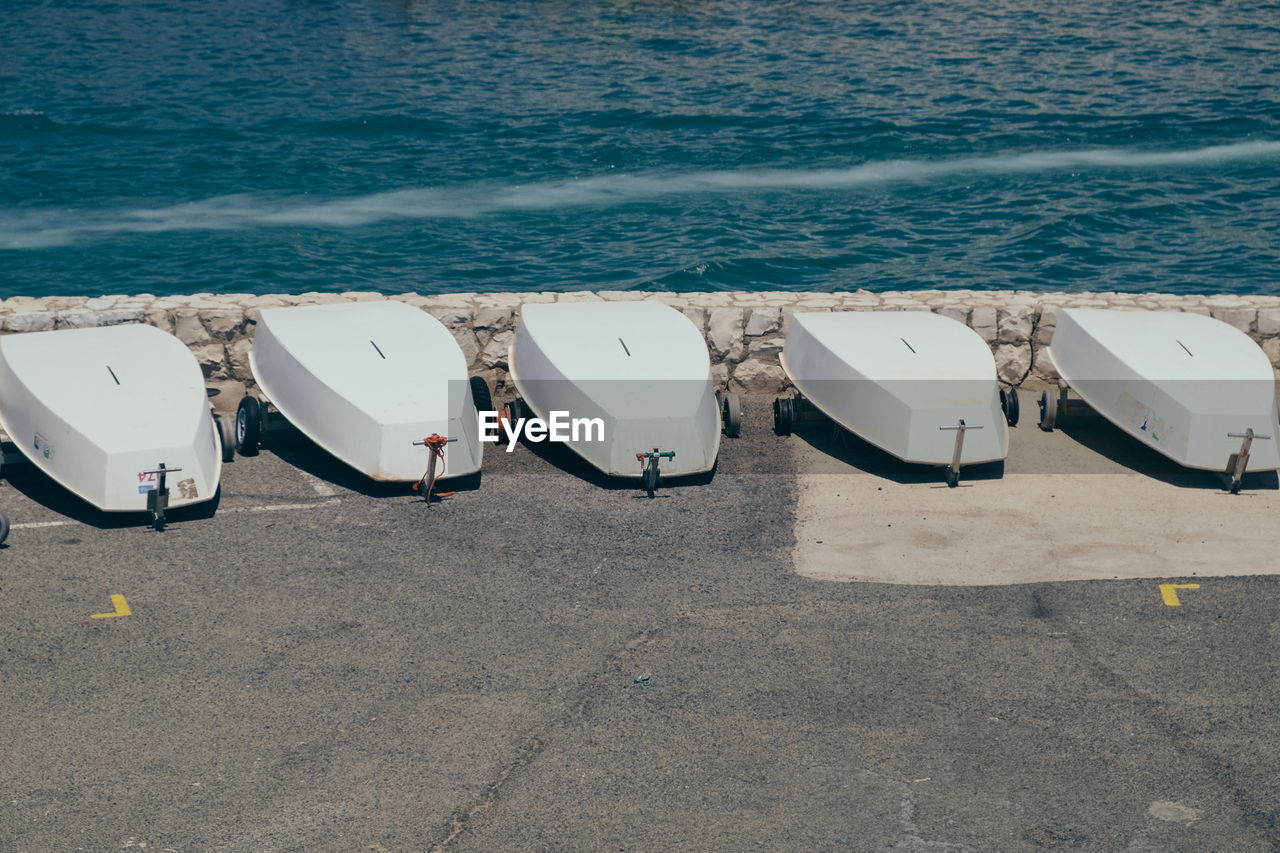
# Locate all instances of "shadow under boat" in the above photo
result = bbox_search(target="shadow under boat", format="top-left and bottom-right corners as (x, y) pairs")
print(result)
(1, 443), (223, 530)
(255, 423), (483, 499)
(511, 429), (717, 494)
(1047, 399), (1279, 491)
(789, 418), (1005, 486)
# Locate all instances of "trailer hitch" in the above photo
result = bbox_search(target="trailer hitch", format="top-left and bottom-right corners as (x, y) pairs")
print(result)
(412, 434), (456, 506)
(636, 448), (675, 498)
(1225, 428), (1272, 494)
(939, 420), (983, 488)
(143, 463), (182, 530)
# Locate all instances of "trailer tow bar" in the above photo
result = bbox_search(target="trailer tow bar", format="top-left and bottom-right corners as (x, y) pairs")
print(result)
(413, 434), (456, 506)
(143, 463), (182, 530)
(636, 448), (675, 498)
(1226, 428), (1271, 494)
(940, 420), (983, 488)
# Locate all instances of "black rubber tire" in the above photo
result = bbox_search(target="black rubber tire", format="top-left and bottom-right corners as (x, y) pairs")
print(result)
(1230, 479), (1243, 495)
(150, 508), (165, 532)
(0, 509), (9, 545)
(773, 396), (794, 436)
(1038, 388), (1058, 432)
(722, 393), (742, 438)
(1001, 387), (1020, 427)
(215, 413), (235, 463)
(469, 376), (493, 413)
(236, 396), (262, 456)
(945, 468), (959, 488)
(506, 397), (523, 423)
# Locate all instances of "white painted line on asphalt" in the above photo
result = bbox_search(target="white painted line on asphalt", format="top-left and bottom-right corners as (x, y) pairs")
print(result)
(223, 498), (341, 514)
(11, 520), (70, 530)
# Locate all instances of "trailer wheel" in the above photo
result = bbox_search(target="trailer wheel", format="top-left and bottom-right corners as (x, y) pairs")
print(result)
(469, 376), (493, 413)
(215, 413), (235, 463)
(1000, 387), (1020, 427)
(0, 509), (9, 545)
(1038, 388), (1058, 432)
(505, 397), (524, 423)
(722, 393), (742, 438)
(773, 396), (794, 436)
(236, 396), (262, 456)
(945, 468), (959, 488)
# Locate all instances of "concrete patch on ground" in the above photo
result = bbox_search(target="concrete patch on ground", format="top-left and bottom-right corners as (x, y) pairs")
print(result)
(794, 471), (1280, 586)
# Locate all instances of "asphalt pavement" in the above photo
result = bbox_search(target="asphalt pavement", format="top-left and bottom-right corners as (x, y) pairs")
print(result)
(2, 399), (1278, 852)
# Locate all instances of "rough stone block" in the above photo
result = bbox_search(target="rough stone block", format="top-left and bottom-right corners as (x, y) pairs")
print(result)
(997, 305), (1035, 344)
(971, 306), (998, 342)
(681, 307), (707, 334)
(935, 305), (969, 325)
(173, 309), (212, 345)
(4, 311), (56, 333)
(708, 307), (744, 360)
(453, 329), (480, 368)
(993, 343), (1031, 385)
(145, 308), (174, 334)
(747, 336), (783, 360)
(227, 338), (254, 382)
(1210, 306), (1256, 333)
(1262, 338), (1280, 372)
(729, 360), (786, 394)
(480, 329), (514, 369)
(56, 308), (144, 328)
(473, 308), (513, 332)
(1258, 309), (1280, 337)
(191, 343), (228, 379)
(203, 309), (246, 341)
(429, 308), (472, 329)
(745, 307), (782, 337)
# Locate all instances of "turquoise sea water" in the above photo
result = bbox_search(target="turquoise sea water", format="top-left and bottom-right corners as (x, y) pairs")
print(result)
(3, 0), (1279, 298)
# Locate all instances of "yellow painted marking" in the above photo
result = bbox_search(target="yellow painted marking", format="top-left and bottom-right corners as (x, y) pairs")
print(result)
(90, 594), (132, 619)
(1160, 583), (1200, 607)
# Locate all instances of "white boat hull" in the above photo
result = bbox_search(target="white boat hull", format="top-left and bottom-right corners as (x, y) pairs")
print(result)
(782, 312), (1009, 465)
(250, 301), (482, 482)
(1046, 308), (1280, 472)
(0, 324), (221, 512)
(510, 302), (721, 478)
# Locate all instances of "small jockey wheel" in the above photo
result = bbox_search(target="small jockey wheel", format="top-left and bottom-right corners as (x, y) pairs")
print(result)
(636, 448), (675, 498)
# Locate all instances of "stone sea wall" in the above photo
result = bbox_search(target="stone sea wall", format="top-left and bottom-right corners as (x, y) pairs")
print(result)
(4, 290), (1280, 401)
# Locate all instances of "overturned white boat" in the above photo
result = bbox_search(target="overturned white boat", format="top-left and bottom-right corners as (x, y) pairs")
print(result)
(1040, 307), (1280, 492)
(0, 324), (226, 528)
(236, 301), (485, 493)
(507, 301), (739, 495)
(774, 311), (1016, 486)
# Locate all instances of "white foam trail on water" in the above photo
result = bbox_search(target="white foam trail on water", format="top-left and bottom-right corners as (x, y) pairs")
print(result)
(3, 140), (1279, 249)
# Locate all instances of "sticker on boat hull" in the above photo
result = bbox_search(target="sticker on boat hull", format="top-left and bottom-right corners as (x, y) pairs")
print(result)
(176, 478), (198, 500)
(33, 433), (54, 460)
